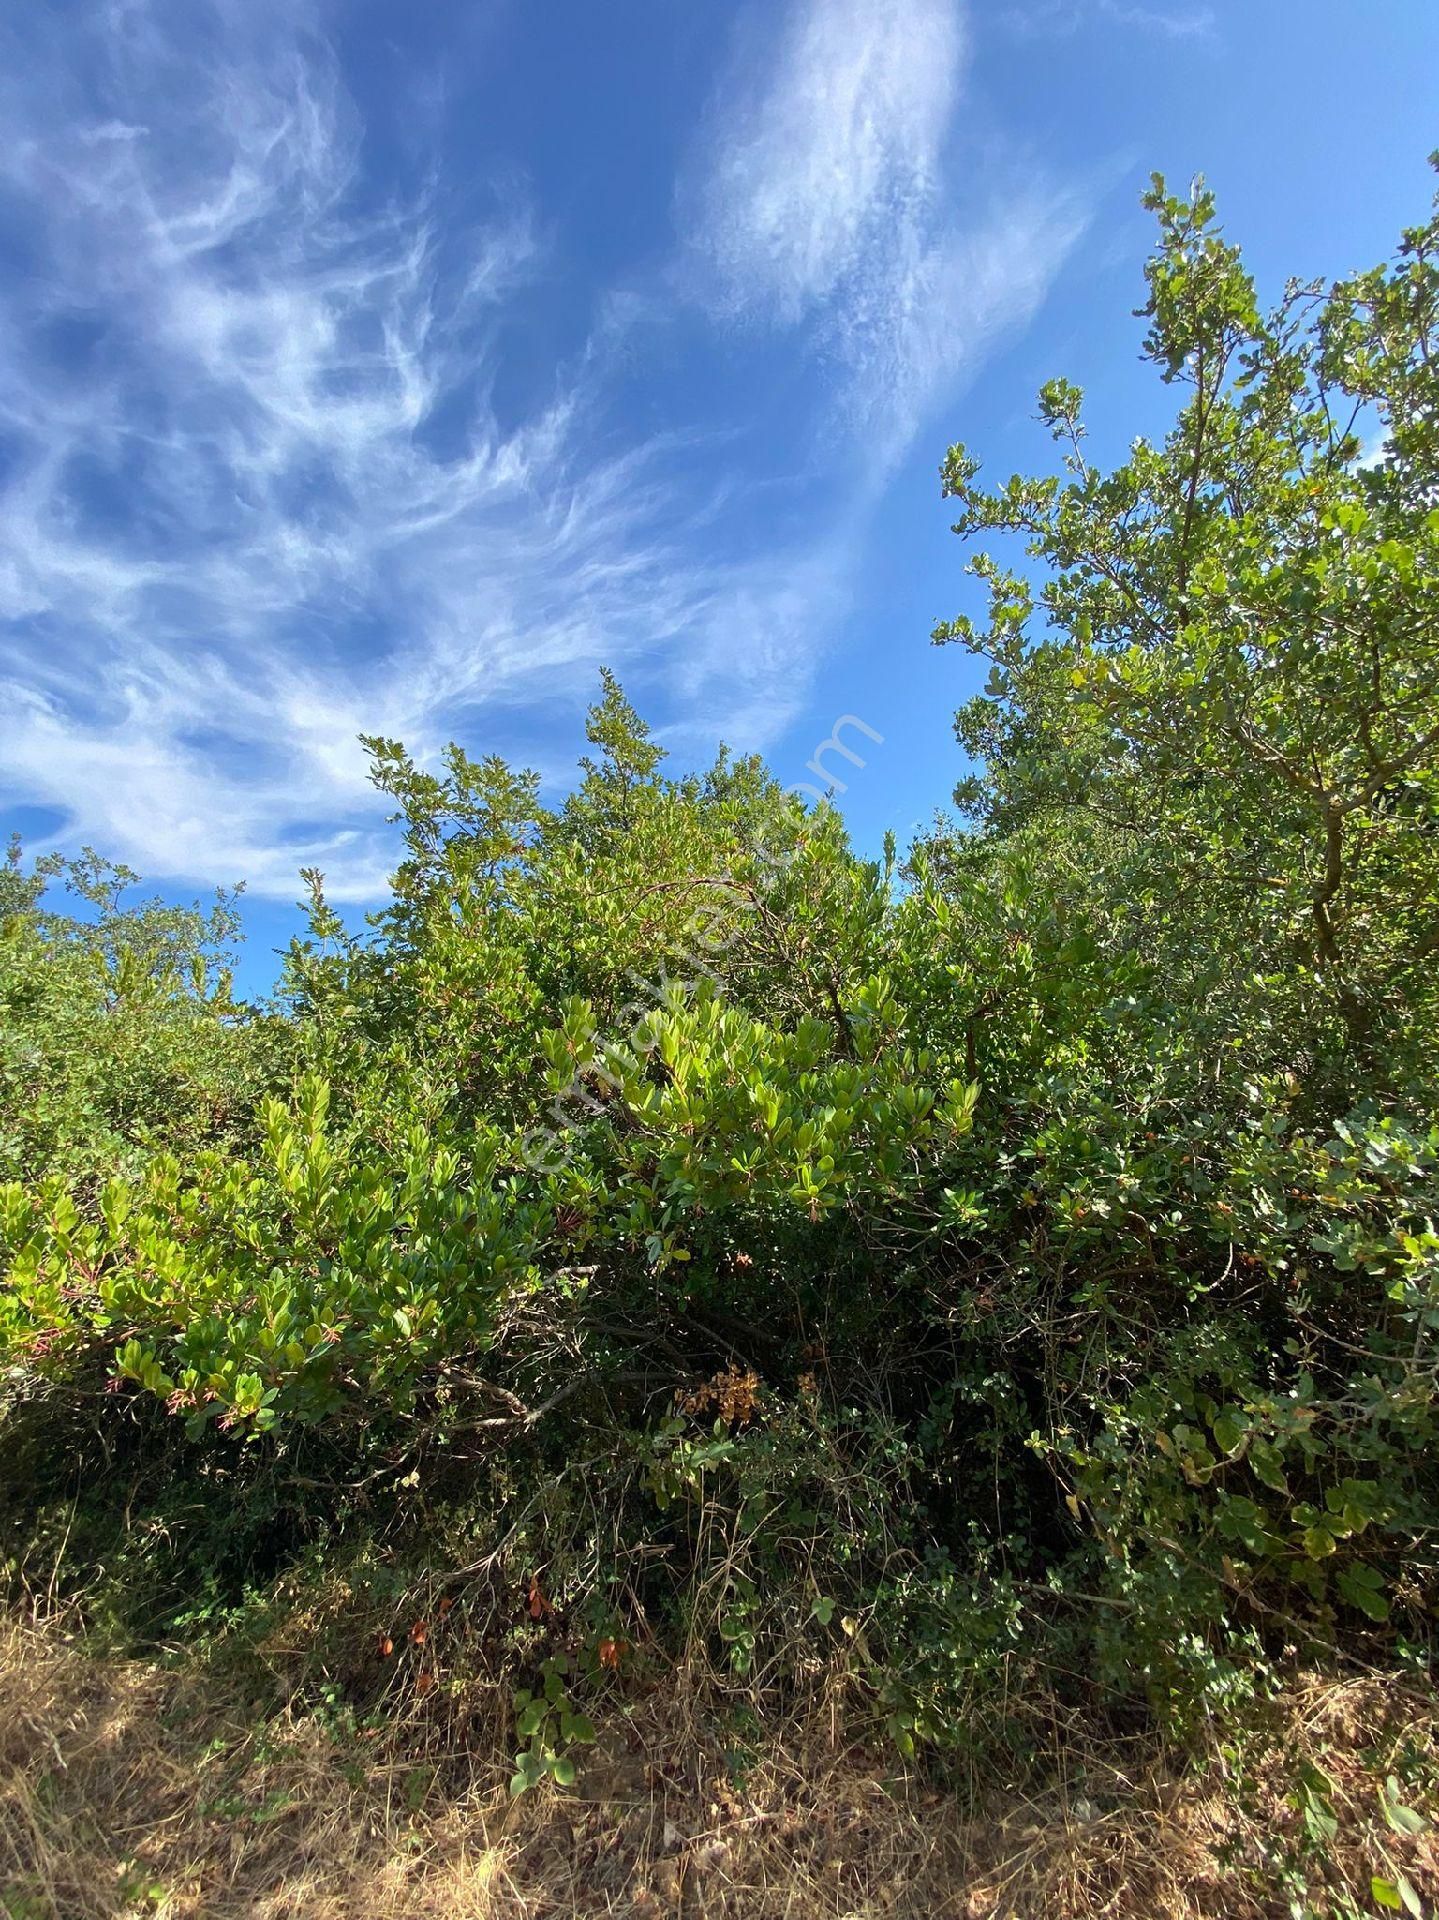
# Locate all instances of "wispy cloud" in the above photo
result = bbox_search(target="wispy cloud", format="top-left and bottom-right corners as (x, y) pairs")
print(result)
(0, 0), (837, 897)
(683, 0), (967, 327)
(681, 0), (1087, 465)
(1001, 0), (1215, 41)
(0, 0), (1082, 899)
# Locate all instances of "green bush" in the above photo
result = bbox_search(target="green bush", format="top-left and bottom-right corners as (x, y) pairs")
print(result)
(2, 163), (1438, 1766)
(2, 1075), (549, 1433)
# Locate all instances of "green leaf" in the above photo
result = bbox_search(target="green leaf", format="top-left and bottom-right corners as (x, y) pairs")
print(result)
(1336, 1562), (1390, 1622)
(515, 1700), (547, 1739)
(1380, 1778), (1427, 1838)
(1249, 1439), (1288, 1493)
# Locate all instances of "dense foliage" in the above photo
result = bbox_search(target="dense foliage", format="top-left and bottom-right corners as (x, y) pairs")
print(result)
(3, 171), (1437, 1814)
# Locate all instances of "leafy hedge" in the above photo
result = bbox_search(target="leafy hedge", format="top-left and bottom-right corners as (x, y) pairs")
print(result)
(3, 165), (1438, 1761)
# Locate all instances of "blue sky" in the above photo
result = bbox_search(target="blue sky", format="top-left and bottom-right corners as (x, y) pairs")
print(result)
(1, 0), (1435, 994)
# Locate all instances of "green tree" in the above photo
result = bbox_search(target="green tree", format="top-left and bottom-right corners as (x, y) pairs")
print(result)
(935, 164), (1439, 1097)
(0, 838), (285, 1181)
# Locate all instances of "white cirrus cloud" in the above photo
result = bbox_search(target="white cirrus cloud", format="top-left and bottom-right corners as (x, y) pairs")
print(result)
(684, 0), (968, 326)
(0, 0), (1087, 902)
(1001, 1), (1216, 40)
(680, 0), (1087, 468)
(0, 0), (841, 899)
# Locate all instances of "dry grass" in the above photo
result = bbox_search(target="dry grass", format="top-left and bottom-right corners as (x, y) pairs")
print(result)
(1, 1614), (1436, 1920)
